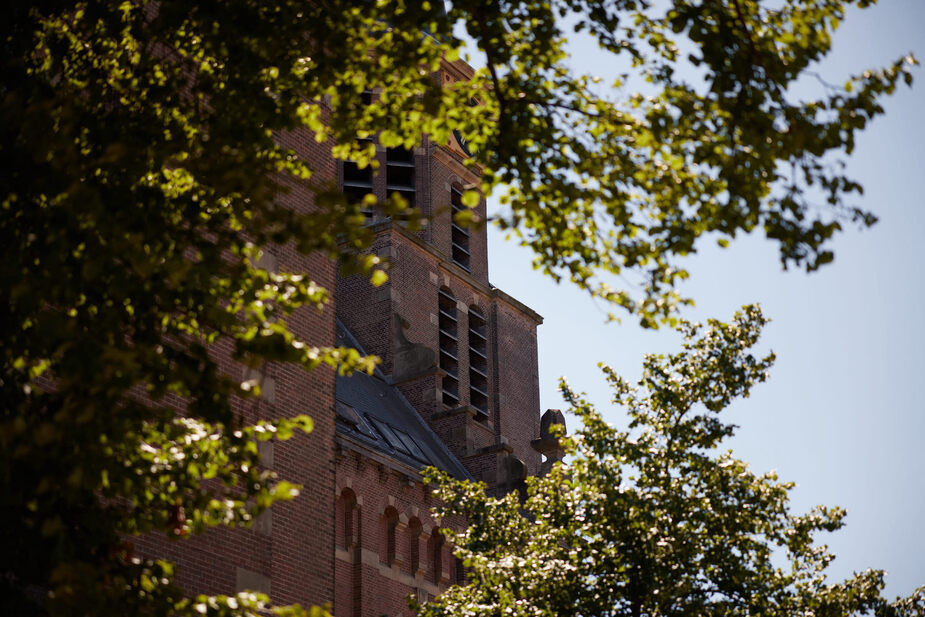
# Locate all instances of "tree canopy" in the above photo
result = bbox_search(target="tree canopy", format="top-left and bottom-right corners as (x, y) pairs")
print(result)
(0, 0), (916, 615)
(421, 306), (925, 617)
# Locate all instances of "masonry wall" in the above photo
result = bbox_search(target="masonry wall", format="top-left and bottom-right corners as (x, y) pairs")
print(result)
(134, 125), (339, 609)
(491, 298), (542, 476)
(334, 445), (463, 617)
(426, 147), (489, 284)
(140, 52), (546, 613)
(337, 223), (544, 488)
(342, 229), (501, 457)
(336, 229), (396, 374)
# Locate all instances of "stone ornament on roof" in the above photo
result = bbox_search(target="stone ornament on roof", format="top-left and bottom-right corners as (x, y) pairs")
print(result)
(392, 312), (437, 383)
(532, 408), (567, 476)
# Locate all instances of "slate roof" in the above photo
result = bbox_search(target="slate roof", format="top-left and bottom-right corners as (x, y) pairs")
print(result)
(334, 321), (471, 480)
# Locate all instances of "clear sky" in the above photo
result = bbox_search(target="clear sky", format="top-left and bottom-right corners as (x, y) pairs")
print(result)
(484, 0), (925, 599)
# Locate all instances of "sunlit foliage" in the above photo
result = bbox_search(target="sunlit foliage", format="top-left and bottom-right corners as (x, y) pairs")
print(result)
(0, 0), (916, 615)
(422, 307), (925, 617)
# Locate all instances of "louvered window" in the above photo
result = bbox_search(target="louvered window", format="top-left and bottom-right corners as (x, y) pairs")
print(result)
(438, 288), (459, 407)
(343, 140), (374, 217)
(450, 186), (470, 270)
(342, 91), (375, 217)
(386, 147), (415, 208)
(468, 307), (488, 420)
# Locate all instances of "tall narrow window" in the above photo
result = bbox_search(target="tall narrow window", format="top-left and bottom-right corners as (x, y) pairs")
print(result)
(343, 91), (374, 217)
(343, 141), (374, 216)
(381, 507), (399, 566)
(429, 529), (444, 584)
(438, 287), (459, 407)
(468, 307), (488, 420)
(407, 518), (422, 575)
(337, 489), (357, 549)
(454, 556), (466, 585)
(450, 185), (470, 270)
(386, 147), (415, 208)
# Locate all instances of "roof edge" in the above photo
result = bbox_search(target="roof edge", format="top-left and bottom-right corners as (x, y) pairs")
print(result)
(336, 319), (473, 481)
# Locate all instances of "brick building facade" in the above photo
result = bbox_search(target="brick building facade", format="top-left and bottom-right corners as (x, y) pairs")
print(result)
(140, 58), (554, 617)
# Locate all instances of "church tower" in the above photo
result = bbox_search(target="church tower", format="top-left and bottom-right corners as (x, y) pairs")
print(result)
(135, 57), (548, 617)
(331, 59), (546, 615)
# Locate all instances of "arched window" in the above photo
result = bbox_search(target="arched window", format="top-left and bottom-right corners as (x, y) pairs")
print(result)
(438, 287), (459, 407)
(450, 184), (470, 270)
(454, 556), (466, 585)
(468, 305), (488, 420)
(380, 506), (399, 565)
(428, 528), (445, 584)
(406, 518), (422, 575)
(336, 489), (357, 549)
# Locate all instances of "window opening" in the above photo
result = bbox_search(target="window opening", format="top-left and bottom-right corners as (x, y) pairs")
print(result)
(343, 91), (375, 217)
(438, 288), (459, 407)
(382, 507), (399, 566)
(468, 307), (489, 420)
(454, 556), (466, 585)
(429, 530), (444, 584)
(338, 489), (357, 549)
(343, 139), (374, 217)
(450, 185), (470, 270)
(407, 518), (422, 575)
(386, 147), (415, 209)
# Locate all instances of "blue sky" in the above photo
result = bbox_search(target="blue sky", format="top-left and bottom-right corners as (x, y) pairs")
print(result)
(485, 0), (925, 599)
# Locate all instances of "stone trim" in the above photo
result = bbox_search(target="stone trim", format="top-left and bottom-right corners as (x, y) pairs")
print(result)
(432, 143), (482, 180)
(333, 547), (444, 597)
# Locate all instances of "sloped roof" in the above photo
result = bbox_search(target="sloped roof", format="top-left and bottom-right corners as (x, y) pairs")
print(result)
(334, 321), (471, 480)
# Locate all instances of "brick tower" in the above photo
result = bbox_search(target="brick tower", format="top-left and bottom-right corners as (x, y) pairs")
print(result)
(136, 58), (547, 617)
(331, 59), (545, 616)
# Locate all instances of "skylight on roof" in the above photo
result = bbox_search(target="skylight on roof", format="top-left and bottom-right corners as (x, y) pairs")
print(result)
(367, 415), (431, 464)
(393, 428), (428, 463)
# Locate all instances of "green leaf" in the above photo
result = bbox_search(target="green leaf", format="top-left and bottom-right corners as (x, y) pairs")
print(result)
(370, 269), (389, 287)
(461, 190), (480, 208)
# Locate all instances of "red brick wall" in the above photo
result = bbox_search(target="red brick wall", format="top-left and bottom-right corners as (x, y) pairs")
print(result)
(394, 373), (441, 427)
(135, 126), (339, 609)
(383, 231), (439, 378)
(334, 446), (463, 617)
(336, 230), (395, 374)
(260, 127), (339, 607)
(337, 223), (544, 485)
(427, 149), (488, 285)
(141, 60), (545, 613)
(385, 232), (498, 460)
(491, 298), (542, 476)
